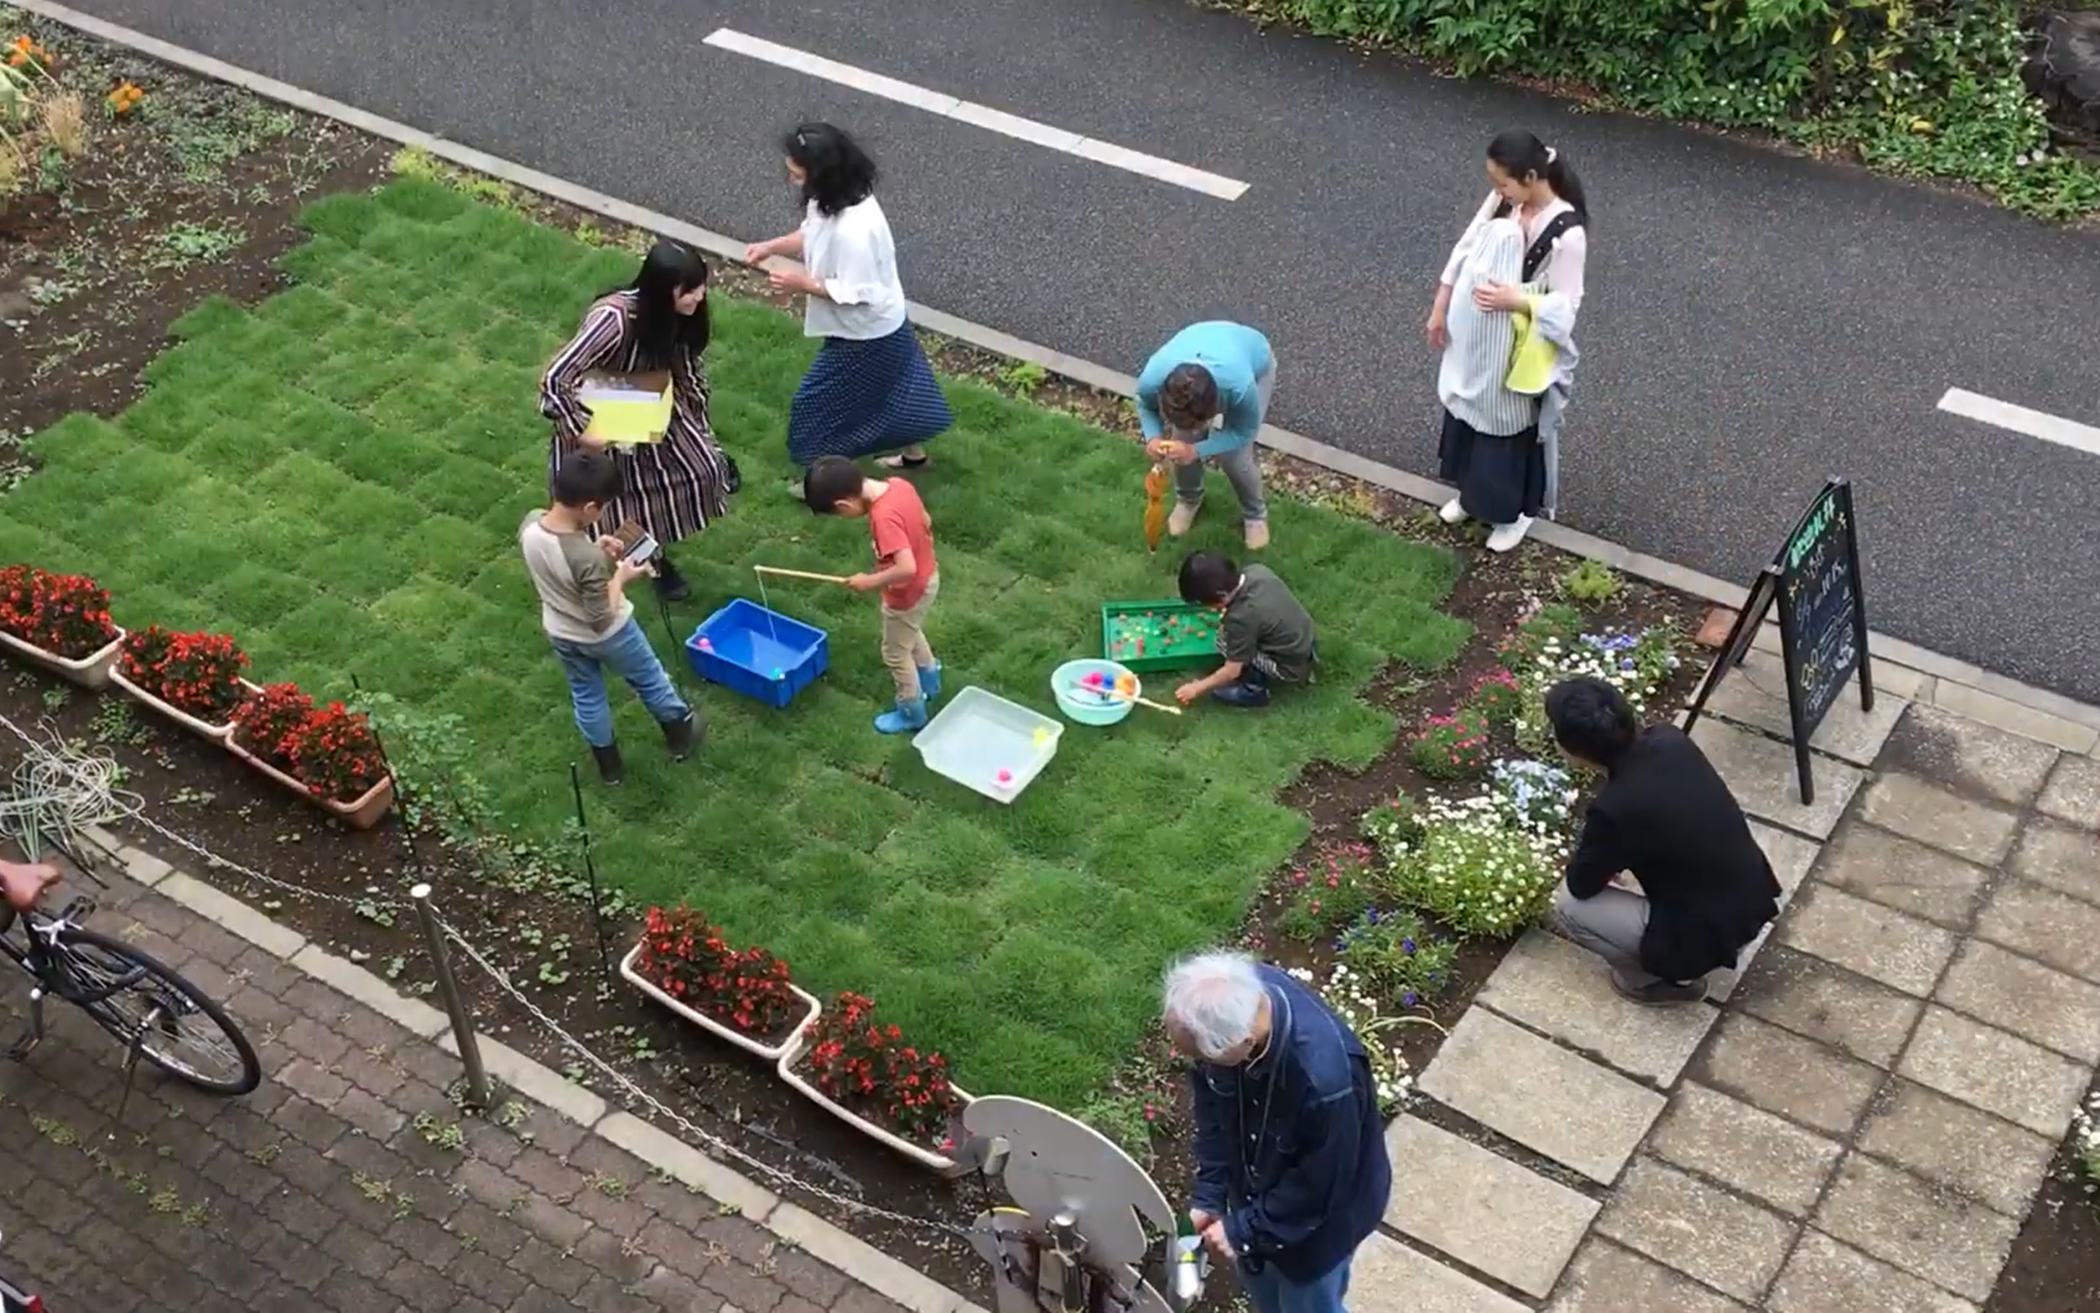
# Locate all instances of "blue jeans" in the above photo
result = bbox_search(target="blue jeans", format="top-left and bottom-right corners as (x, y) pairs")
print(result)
(1239, 1256), (1351, 1313)
(549, 617), (690, 748)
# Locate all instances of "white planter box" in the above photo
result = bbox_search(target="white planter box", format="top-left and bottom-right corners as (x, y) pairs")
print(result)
(775, 1020), (972, 1172)
(618, 942), (820, 1063)
(108, 665), (236, 745)
(0, 626), (126, 689)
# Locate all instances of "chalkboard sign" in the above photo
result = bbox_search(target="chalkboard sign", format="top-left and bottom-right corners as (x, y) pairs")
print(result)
(1684, 478), (1873, 805)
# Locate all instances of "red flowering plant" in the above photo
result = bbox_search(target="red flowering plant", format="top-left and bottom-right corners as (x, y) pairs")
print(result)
(1408, 708), (1492, 782)
(801, 991), (961, 1145)
(635, 906), (803, 1038)
(0, 566), (119, 659)
(283, 702), (389, 803)
(231, 682), (314, 763)
(121, 626), (248, 720)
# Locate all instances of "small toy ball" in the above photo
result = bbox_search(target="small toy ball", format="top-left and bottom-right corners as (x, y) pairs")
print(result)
(1085, 671), (1104, 687)
(1116, 674), (1137, 694)
(770, 667), (784, 679)
(995, 768), (1014, 785)
(696, 636), (713, 650)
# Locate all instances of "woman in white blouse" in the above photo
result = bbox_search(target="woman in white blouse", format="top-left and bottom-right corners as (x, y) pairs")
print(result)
(1425, 131), (1589, 554)
(746, 123), (952, 487)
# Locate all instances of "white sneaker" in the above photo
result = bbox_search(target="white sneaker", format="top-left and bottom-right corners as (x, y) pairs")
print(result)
(1485, 516), (1534, 554)
(1168, 502), (1200, 537)
(1243, 519), (1270, 551)
(1438, 497), (1467, 525)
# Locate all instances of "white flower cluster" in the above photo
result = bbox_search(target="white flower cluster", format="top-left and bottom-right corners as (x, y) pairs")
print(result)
(1289, 965), (1416, 1113)
(2073, 1090), (2100, 1194)
(1514, 627), (1679, 756)
(1387, 793), (1568, 938)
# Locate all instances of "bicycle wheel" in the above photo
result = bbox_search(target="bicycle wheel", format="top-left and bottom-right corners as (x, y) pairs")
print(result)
(55, 927), (262, 1095)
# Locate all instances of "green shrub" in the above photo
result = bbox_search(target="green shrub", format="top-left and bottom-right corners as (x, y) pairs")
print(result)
(1465, 668), (1524, 726)
(1277, 844), (1381, 943)
(1336, 907), (1458, 1005)
(1558, 559), (1623, 607)
(1245, 0), (2099, 219)
(1389, 794), (1564, 938)
(1410, 708), (1493, 780)
(1361, 792), (1426, 854)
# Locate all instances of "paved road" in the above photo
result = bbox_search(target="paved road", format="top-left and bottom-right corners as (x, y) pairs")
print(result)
(47, 0), (2100, 699)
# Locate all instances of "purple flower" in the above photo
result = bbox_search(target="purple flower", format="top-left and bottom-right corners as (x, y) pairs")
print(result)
(1400, 939), (1417, 954)
(1402, 992), (1419, 1007)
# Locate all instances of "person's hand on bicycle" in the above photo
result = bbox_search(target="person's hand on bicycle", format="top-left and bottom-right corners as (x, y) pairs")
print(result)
(0, 859), (60, 911)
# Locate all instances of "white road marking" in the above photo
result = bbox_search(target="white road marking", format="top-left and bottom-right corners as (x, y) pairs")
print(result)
(1939, 387), (2100, 456)
(702, 28), (1251, 201)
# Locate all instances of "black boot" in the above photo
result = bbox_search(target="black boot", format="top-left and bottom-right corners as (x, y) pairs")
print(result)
(662, 710), (704, 761)
(653, 553), (691, 604)
(591, 742), (625, 786)
(722, 454), (742, 495)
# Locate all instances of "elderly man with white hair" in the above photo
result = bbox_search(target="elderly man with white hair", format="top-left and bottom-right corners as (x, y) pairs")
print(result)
(1162, 950), (1390, 1313)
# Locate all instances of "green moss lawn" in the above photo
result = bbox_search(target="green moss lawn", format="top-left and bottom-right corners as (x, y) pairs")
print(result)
(0, 180), (1470, 1104)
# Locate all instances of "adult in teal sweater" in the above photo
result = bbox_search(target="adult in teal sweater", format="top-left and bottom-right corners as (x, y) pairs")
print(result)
(1137, 321), (1276, 551)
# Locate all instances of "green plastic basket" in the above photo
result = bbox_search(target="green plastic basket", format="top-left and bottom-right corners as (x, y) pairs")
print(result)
(1101, 600), (1220, 673)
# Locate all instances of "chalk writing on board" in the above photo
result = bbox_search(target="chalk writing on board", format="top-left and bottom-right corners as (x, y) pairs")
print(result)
(1780, 484), (1863, 739)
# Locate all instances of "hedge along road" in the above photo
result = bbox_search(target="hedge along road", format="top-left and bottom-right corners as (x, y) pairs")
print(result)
(24, 0), (2100, 700)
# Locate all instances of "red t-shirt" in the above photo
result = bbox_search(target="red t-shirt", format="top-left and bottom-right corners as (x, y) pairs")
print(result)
(869, 479), (936, 610)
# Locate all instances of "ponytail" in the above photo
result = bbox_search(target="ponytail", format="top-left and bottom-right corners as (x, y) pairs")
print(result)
(1545, 153), (1589, 221)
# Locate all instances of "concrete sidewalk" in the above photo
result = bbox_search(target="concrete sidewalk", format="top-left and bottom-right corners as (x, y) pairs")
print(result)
(1362, 649), (2100, 1309)
(0, 857), (980, 1313)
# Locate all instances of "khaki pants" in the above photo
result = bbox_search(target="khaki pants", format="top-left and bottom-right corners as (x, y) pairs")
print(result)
(880, 572), (939, 702)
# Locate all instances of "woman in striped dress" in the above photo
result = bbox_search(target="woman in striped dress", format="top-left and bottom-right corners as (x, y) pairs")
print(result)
(541, 240), (737, 603)
(744, 123), (951, 484)
(1427, 131), (1589, 554)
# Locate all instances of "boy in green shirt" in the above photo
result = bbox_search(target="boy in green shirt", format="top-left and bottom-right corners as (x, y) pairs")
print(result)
(1174, 550), (1317, 708)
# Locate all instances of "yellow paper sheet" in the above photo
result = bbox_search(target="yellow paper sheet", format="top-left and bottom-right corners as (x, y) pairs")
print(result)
(580, 382), (673, 445)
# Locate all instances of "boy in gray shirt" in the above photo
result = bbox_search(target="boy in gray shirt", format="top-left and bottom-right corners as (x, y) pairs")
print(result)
(519, 452), (700, 784)
(1173, 550), (1317, 708)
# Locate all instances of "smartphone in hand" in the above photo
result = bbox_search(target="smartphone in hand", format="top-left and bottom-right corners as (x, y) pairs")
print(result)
(622, 533), (660, 569)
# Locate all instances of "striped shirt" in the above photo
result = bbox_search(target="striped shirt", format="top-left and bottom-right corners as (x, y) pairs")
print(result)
(1437, 218), (1534, 436)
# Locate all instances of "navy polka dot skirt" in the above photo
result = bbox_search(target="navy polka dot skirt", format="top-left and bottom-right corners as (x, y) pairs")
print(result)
(787, 321), (953, 467)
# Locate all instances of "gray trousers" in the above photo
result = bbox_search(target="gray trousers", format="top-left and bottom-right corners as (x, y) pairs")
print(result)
(1172, 364), (1274, 522)
(1551, 882), (1664, 987)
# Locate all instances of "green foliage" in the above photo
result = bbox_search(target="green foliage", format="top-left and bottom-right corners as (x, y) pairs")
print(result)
(1409, 707), (1493, 780)
(1557, 559), (1622, 608)
(1464, 667), (1523, 727)
(1360, 792), (1424, 853)
(1387, 794), (1565, 938)
(1276, 843), (1381, 942)
(1335, 906), (1457, 1005)
(1253, 0), (2100, 219)
(0, 183), (1475, 1106)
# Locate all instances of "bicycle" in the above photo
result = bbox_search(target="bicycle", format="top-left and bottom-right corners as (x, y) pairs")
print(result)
(1, 866), (260, 1099)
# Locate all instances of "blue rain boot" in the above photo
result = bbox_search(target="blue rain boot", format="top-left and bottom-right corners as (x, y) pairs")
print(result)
(917, 662), (943, 702)
(875, 696), (929, 735)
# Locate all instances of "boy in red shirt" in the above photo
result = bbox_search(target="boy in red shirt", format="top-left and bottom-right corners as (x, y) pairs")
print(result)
(803, 456), (942, 733)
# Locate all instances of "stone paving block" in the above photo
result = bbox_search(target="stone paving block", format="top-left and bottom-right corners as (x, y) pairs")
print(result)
(1737, 944), (1921, 1068)
(1975, 878), (2100, 984)
(1595, 1158), (1796, 1302)
(1857, 1080), (2056, 1217)
(2010, 817), (2100, 907)
(1383, 1115), (1599, 1298)
(1897, 1005), (2092, 1137)
(1883, 701), (2065, 806)
(1689, 718), (1864, 838)
(1932, 681), (2100, 754)
(1648, 1081), (1841, 1218)
(1936, 938), (2100, 1060)
(1695, 1012), (1884, 1136)
(1349, 1233), (1527, 1313)
(2039, 753), (2100, 827)
(1816, 820), (1991, 929)
(1815, 1152), (2020, 1301)
(1704, 650), (1908, 766)
(1420, 1008), (1666, 1184)
(1769, 1229), (1980, 1313)
(1776, 884), (1958, 998)
(1475, 931), (1716, 1085)
(1547, 1237), (1750, 1313)
(1857, 773), (2020, 866)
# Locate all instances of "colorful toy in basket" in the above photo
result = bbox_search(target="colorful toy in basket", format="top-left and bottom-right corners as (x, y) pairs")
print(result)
(1102, 600), (1220, 672)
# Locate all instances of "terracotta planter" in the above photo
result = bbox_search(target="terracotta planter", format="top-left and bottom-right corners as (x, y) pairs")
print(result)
(0, 626), (127, 690)
(108, 665), (236, 744)
(320, 775), (396, 830)
(619, 942), (820, 1062)
(775, 1022), (972, 1172)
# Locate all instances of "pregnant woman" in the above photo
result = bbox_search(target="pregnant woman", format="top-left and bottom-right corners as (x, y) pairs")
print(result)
(1427, 131), (1589, 554)
(541, 239), (738, 603)
(745, 122), (952, 486)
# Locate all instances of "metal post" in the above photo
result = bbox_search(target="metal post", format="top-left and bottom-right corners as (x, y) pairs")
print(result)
(568, 763), (613, 978)
(411, 883), (491, 1109)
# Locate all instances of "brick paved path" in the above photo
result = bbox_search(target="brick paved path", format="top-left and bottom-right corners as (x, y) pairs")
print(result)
(0, 864), (926, 1313)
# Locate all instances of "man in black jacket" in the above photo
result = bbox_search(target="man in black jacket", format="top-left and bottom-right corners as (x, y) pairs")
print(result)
(1545, 677), (1781, 1006)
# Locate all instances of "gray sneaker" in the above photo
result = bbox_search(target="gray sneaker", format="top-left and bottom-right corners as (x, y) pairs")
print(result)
(1610, 968), (1707, 1007)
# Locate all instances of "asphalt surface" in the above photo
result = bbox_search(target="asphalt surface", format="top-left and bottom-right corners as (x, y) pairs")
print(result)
(49, 0), (2100, 700)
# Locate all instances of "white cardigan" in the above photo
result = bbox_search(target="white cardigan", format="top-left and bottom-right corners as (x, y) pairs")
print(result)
(799, 196), (909, 341)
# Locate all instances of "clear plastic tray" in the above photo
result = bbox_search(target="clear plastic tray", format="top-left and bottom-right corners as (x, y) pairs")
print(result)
(914, 686), (1063, 803)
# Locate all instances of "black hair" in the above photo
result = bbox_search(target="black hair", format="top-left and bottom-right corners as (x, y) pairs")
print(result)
(608, 239), (711, 367)
(801, 455), (864, 514)
(1160, 363), (1220, 431)
(1544, 676), (1637, 765)
(784, 122), (878, 218)
(552, 451), (622, 509)
(1177, 550), (1239, 605)
(1487, 130), (1588, 221)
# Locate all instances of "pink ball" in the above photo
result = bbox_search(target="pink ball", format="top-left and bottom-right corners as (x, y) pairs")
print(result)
(995, 769), (1013, 784)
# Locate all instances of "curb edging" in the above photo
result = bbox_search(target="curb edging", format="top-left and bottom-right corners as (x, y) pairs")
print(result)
(82, 825), (991, 1313)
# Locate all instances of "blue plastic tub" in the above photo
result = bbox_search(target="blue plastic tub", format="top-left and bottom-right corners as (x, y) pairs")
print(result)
(1051, 658), (1139, 727)
(686, 599), (828, 709)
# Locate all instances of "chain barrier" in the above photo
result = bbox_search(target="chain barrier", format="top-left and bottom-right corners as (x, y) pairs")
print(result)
(432, 910), (979, 1243)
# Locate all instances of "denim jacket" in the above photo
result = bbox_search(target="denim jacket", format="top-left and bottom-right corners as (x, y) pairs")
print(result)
(1188, 966), (1392, 1281)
